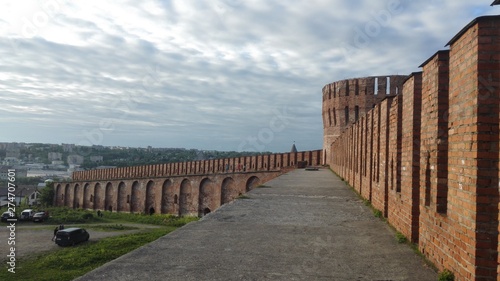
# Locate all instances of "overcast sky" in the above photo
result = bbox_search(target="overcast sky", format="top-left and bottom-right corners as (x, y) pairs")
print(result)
(0, 1), (498, 153)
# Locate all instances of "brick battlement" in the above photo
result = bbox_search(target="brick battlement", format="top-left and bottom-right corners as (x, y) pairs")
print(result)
(56, 150), (323, 217)
(72, 150), (322, 182)
(325, 16), (500, 280)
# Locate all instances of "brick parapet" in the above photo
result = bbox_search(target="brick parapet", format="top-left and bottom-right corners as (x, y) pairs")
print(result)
(71, 150), (322, 182)
(326, 15), (500, 281)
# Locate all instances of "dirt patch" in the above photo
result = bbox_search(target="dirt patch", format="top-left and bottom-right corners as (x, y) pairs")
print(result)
(0, 222), (160, 259)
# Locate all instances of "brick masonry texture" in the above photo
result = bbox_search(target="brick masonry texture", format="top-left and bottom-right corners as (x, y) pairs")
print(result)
(324, 16), (500, 281)
(55, 150), (322, 217)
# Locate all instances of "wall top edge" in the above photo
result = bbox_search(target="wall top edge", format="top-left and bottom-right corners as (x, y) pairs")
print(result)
(72, 150), (323, 173)
(418, 50), (451, 68)
(403, 71), (423, 84)
(322, 74), (408, 88)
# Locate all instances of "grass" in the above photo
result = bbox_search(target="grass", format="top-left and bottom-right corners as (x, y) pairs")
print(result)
(236, 194), (251, 199)
(0, 207), (199, 281)
(257, 184), (272, 188)
(81, 224), (139, 231)
(98, 211), (199, 227)
(438, 269), (454, 281)
(395, 232), (408, 244)
(9, 207), (200, 227)
(0, 227), (175, 281)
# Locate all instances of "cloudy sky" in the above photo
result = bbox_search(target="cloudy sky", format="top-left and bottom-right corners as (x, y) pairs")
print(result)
(0, 1), (498, 153)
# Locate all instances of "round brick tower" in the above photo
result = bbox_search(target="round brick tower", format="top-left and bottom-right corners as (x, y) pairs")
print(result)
(322, 75), (407, 165)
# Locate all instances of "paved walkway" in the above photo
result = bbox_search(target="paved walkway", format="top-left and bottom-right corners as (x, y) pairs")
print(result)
(76, 169), (437, 281)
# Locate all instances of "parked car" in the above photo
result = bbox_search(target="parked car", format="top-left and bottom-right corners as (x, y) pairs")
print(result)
(1, 211), (17, 222)
(20, 209), (35, 221)
(32, 211), (49, 222)
(55, 227), (90, 246)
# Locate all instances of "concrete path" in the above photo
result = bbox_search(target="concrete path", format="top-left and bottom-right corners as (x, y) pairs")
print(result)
(75, 169), (437, 281)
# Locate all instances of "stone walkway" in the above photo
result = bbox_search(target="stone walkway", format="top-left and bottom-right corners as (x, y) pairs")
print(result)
(75, 169), (437, 281)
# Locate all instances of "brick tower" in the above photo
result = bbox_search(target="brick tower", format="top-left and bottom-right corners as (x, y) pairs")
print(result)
(322, 75), (407, 165)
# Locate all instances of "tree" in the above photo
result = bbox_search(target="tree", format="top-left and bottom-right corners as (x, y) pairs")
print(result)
(39, 180), (55, 207)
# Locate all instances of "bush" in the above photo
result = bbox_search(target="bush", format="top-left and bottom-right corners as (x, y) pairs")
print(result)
(395, 232), (407, 244)
(45, 207), (101, 224)
(98, 211), (198, 227)
(42, 207), (198, 227)
(82, 213), (93, 220)
(438, 269), (454, 281)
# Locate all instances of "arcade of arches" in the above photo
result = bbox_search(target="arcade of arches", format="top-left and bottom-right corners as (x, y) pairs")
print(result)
(56, 174), (267, 217)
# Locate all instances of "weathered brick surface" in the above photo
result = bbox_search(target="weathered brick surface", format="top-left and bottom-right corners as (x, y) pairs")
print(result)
(418, 50), (453, 279)
(56, 170), (284, 217)
(326, 15), (500, 281)
(362, 110), (373, 200)
(399, 72), (422, 242)
(374, 97), (392, 216)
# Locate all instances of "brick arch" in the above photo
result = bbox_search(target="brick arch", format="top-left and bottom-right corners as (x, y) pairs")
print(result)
(64, 184), (72, 208)
(145, 180), (156, 214)
(83, 183), (91, 209)
(221, 177), (236, 205)
(94, 183), (104, 210)
(198, 178), (218, 217)
(179, 179), (196, 216)
(117, 182), (128, 212)
(162, 179), (177, 214)
(105, 182), (114, 212)
(73, 184), (81, 209)
(246, 176), (260, 192)
(131, 181), (142, 213)
(55, 184), (62, 206)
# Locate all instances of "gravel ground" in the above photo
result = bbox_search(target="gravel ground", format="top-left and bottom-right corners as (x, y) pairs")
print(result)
(0, 222), (161, 259)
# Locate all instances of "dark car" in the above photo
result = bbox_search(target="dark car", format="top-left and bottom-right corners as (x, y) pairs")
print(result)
(1, 211), (17, 222)
(55, 227), (90, 246)
(32, 212), (49, 222)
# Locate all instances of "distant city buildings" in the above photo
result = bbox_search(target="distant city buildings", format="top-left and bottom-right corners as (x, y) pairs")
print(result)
(95, 165), (117, 170)
(0, 166), (28, 179)
(2, 157), (21, 165)
(62, 143), (75, 153)
(90, 155), (103, 162)
(6, 147), (20, 158)
(48, 152), (63, 161)
(67, 154), (84, 165)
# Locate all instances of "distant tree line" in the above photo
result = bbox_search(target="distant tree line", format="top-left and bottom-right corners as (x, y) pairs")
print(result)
(0, 142), (270, 170)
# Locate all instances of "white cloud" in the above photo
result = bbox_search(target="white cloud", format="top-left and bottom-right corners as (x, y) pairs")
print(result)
(0, 0), (498, 152)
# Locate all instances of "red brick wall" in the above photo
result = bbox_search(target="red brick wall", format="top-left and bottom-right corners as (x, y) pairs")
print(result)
(362, 110), (373, 200)
(418, 50), (453, 277)
(399, 72), (422, 242)
(326, 15), (500, 281)
(55, 171), (284, 217)
(371, 104), (380, 203)
(71, 150), (322, 182)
